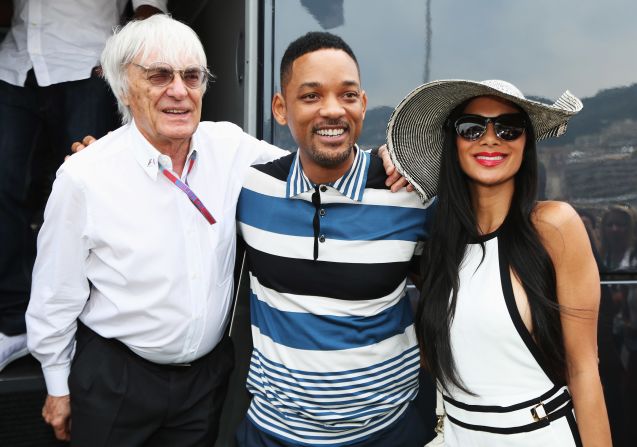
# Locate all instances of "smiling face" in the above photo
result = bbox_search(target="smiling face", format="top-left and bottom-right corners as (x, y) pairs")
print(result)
(456, 96), (527, 190)
(272, 48), (367, 183)
(123, 52), (203, 153)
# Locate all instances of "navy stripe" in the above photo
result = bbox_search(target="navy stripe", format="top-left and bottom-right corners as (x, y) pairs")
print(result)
(250, 346), (420, 380)
(250, 293), (413, 351)
(247, 374), (419, 413)
(249, 390), (415, 430)
(253, 344), (419, 378)
(238, 187), (428, 242)
(246, 247), (411, 300)
(248, 358), (419, 402)
(249, 376), (417, 417)
(248, 399), (407, 440)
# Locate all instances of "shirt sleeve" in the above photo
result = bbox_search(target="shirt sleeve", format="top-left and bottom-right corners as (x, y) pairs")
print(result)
(240, 131), (289, 166)
(26, 167), (92, 397)
(131, 0), (168, 13)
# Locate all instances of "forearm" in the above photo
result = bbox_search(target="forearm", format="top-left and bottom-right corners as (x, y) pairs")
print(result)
(26, 168), (91, 396)
(27, 274), (86, 395)
(568, 370), (611, 446)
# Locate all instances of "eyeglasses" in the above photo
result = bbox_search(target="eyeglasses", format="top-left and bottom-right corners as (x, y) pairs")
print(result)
(454, 114), (526, 141)
(131, 62), (213, 88)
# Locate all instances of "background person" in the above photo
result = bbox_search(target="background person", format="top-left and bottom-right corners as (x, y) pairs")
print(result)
(387, 79), (611, 445)
(600, 204), (637, 272)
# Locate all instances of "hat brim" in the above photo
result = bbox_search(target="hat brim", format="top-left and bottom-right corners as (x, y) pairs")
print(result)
(386, 80), (583, 202)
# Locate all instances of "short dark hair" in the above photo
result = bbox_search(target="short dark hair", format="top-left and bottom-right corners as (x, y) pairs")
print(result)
(280, 31), (359, 89)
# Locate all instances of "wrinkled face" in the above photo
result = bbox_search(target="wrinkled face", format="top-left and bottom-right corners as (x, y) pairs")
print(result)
(456, 96), (526, 189)
(273, 49), (367, 172)
(124, 52), (203, 151)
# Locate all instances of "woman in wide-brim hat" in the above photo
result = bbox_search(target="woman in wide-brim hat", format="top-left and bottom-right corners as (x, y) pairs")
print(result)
(387, 80), (611, 446)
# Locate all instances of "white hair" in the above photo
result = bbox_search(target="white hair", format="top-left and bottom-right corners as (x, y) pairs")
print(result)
(100, 14), (208, 124)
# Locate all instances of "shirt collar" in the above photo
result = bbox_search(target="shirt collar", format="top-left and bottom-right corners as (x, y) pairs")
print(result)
(285, 144), (370, 202)
(129, 120), (198, 181)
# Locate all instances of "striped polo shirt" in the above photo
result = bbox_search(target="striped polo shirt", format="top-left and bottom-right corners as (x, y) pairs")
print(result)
(236, 147), (431, 446)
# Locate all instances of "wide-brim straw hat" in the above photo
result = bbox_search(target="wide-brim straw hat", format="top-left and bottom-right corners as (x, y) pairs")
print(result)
(386, 79), (583, 201)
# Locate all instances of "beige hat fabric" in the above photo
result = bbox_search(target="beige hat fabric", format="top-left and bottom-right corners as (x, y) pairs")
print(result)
(386, 79), (583, 201)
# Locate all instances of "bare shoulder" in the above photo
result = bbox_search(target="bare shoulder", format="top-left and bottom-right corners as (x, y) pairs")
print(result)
(533, 200), (580, 227)
(532, 200), (589, 258)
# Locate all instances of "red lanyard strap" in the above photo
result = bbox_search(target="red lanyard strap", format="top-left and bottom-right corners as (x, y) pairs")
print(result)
(159, 155), (216, 225)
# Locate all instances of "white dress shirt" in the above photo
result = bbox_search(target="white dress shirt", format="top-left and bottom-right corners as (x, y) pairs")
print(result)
(0, 0), (168, 86)
(26, 121), (286, 396)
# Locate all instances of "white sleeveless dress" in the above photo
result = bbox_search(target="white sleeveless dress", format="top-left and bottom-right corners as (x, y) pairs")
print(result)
(442, 230), (582, 446)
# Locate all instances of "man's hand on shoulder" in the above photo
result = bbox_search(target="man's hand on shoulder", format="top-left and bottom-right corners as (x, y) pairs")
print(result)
(66, 135), (98, 161)
(378, 144), (415, 193)
(71, 135), (97, 154)
(43, 394), (72, 441)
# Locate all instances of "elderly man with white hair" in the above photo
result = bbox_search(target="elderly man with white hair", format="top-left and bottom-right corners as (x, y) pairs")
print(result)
(26, 14), (284, 446)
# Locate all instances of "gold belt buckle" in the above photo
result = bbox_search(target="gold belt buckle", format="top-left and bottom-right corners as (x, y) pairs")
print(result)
(531, 402), (548, 422)
(434, 415), (444, 434)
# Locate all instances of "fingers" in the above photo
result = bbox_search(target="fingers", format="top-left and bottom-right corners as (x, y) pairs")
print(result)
(70, 142), (86, 153)
(71, 135), (97, 154)
(390, 177), (410, 193)
(377, 143), (421, 194)
(378, 144), (396, 176)
(43, 394), (72, 441)
(52, 418), (71, 442)
(384, 170), (402, 188)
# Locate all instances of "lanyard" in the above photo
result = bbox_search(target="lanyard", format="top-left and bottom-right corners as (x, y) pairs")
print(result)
(159, 153), (216, 225)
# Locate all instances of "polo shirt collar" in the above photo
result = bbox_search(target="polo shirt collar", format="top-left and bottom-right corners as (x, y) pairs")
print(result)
(286, 144), (370, 202)
(130, 120), (198, 181)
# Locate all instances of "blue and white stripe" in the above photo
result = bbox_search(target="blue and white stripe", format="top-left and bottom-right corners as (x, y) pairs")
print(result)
(286, 145), (369, 201)
(238, 150), (430, 445)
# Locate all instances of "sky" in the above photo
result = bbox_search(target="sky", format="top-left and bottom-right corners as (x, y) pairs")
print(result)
(273, 0), (637, 109)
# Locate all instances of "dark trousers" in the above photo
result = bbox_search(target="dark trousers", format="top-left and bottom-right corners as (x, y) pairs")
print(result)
(235, 400), (428, 447)
(0, 72), (118, 335)
(69, 323), (234, 447)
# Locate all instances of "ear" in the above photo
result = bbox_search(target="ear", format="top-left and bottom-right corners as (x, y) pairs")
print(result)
(272, 92), (288, 125)
(360, 90), (368, 121)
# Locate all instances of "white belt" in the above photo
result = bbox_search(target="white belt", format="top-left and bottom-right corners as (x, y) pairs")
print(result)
(444, 385), (573, 434)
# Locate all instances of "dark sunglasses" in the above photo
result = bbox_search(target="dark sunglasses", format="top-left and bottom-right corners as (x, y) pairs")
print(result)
(132, 62), (214, 88)
(454, 113), (526, 141)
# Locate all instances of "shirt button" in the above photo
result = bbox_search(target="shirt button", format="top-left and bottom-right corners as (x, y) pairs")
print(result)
(320, 185), (327, 192)
(319, 234), (326, 243)
(319, 208), (326, 217)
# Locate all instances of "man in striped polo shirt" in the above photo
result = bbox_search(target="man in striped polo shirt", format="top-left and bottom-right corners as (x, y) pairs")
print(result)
(235, 32), (432, 447)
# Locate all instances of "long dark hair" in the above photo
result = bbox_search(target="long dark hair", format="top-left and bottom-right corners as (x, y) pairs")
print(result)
(417, 101), (566, 394)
